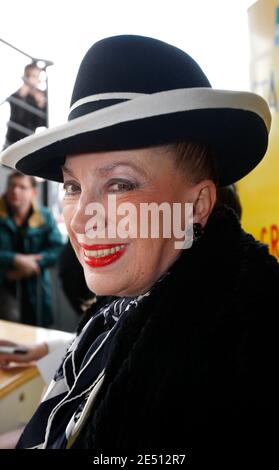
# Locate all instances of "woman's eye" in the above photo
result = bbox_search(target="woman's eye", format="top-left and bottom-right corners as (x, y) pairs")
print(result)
(63, 181), (80, 195)
(108, 180), (137, 193)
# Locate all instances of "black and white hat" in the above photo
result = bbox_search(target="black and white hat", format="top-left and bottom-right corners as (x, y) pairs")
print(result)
(0, 35), (271, 186)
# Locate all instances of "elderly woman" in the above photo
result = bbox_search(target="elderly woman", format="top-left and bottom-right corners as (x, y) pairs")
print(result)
(0, 35), (278, 460)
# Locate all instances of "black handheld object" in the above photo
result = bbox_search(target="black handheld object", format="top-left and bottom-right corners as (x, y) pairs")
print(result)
(0, 346), (28, 355)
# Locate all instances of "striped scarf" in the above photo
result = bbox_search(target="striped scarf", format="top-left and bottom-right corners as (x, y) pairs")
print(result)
(16, 293), (150, 449)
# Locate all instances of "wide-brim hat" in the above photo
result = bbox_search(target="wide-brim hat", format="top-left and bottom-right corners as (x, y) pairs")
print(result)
(0, 35), (271, 186)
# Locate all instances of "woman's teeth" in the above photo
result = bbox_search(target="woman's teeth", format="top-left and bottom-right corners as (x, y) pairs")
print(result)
(84, 245), (125, 258)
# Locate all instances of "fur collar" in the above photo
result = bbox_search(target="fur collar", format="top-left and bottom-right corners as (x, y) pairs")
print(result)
(74, 204), (279, 455)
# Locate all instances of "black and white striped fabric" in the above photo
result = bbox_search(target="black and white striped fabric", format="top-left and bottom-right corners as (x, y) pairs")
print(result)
(16, 294), (150, 449)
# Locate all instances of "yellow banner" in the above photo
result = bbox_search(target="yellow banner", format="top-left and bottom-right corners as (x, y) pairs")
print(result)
(237, 0), (279, 257)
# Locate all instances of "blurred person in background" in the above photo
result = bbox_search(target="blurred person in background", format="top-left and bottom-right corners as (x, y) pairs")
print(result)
(0, 171), (63, 326)
(3, 62), (47, 149)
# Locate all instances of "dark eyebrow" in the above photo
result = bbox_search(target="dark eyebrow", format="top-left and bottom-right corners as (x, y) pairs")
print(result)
(61, 165), (76, 178)
(62, 161), (147, 178)
(96, 161), (147, 178)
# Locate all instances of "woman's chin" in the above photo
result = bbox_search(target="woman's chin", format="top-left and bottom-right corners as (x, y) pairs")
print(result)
(81, 247), (132, 296)
(84, 272), (125, 297)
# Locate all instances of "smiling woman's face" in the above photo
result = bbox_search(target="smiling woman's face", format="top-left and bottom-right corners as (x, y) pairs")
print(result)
(62, 147), (204, 297)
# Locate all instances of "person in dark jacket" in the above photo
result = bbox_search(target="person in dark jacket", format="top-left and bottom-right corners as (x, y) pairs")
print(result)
(3, 63), (47, 149)
(0, 171), (63, 326)
(0, 35), (278, 462)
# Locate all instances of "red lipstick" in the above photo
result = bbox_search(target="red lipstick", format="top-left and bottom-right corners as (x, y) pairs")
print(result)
(80, 243), (127, 268)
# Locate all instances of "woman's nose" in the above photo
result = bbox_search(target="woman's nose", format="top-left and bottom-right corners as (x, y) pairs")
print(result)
(70, 196), (107, 236)
(69, 196), (89, 235)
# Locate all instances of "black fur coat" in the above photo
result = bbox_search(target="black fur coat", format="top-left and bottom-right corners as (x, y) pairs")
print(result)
(74, 205), (279, 462)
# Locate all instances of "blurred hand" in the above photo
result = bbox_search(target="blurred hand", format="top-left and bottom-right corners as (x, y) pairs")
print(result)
(33, 89), (46, 108)
(5, 269), (28, 281)
(0, 426), (25, 449)
(0, 340), (48, 368)
(18, 83), (31, 97)
(14, 254), (42, 277)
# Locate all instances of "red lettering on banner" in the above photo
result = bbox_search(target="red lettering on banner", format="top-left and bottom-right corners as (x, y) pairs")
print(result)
(260, 227), (267, 243)
(270, 224), (279, 258)
(260, 224), (279, 258)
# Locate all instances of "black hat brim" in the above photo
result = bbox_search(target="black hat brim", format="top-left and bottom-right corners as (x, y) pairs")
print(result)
(0, 88), (271, 186)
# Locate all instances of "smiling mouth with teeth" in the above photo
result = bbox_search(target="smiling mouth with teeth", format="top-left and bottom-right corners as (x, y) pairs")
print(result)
(84, 244), (125, 258)
(80, 243), (127, 267)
